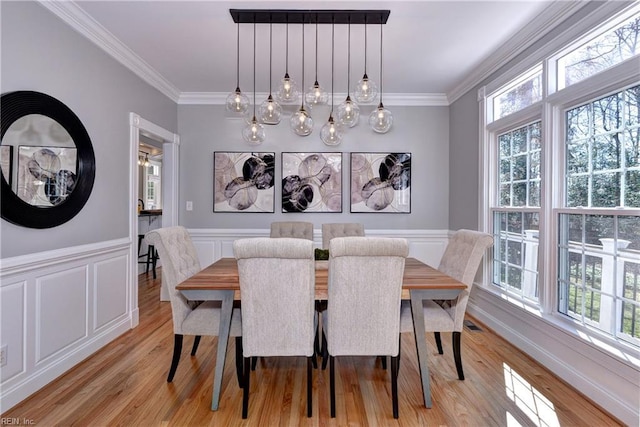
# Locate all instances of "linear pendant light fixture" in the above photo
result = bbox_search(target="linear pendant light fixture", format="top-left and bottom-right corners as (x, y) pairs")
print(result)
(229, 9), (390, 142)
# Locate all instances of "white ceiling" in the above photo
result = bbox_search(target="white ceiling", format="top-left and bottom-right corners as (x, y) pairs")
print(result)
(49, 1), (583, 104)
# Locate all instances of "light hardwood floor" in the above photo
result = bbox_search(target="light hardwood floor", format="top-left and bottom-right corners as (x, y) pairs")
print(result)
(2, 269), (621, 426)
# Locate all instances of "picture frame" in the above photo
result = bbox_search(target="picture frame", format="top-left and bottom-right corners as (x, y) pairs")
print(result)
(213, 152), (275, 213)
(281, 152), (342, 213)
(350, 152), (411, 213)
(17, 145), (78, 207)
(0, 145), (13, 187)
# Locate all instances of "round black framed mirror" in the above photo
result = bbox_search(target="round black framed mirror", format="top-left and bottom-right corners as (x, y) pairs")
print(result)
(1, 91), (95, 228)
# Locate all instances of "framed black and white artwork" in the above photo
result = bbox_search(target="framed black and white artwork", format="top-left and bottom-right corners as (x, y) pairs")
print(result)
(213, 152), (275, 213)
(281, 152), (342, 213)
(350, 152), (411, 213)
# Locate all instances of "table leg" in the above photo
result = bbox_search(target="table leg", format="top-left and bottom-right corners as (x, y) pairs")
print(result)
(410, 290), (432, 408)
(211, 290), (234, 411)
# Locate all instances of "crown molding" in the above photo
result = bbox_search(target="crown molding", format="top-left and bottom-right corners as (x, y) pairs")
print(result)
(178, 92), (449, 106)
(38, 1), (181, 103)
(446, 0), (590, 104)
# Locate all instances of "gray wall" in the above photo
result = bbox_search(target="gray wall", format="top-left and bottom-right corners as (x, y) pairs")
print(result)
(177, 104), (449, 230)
(1, 1), (177, 258)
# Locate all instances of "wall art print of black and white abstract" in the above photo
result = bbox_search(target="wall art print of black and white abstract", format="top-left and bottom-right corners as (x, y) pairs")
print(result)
(17, 146), (77, 207)
(281, 152), (342, 213)
(350, 152), (411, 213)
(214, 152), (275, 212)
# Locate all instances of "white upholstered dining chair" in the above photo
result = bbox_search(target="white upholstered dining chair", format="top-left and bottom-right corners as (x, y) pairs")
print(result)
(233, 237), (316, 419)
(321, 223), (365, 249)
(400, 229), (493, 380)
(270, 221), (314, 240)
(145, 226), (243, 385)
(323, 236), (409, 419)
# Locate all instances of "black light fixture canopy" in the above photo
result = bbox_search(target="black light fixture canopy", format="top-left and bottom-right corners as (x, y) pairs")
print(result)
(230, 9), (390, 25)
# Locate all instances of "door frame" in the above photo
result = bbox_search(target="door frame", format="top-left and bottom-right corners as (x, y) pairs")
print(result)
(129, 113), (179, 326)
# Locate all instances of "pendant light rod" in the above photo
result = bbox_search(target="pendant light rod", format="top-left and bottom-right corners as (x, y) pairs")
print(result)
(230, 9), (389, 25)
(300, 21), (305, 108)
(379, 18), (383, 104)
(235, 23), (240, 89)
(285, 21), (289, 74)
(363, 19), (368, 75)
(331, 20), (335, 113)
(314, 20), (319, 82)
(252, 20), (256, 115)
(347, 20), (351, 94)
(268, 21), (272, 94)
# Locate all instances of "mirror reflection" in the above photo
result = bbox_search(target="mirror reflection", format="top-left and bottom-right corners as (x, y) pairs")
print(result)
(1, 114), (77, 207)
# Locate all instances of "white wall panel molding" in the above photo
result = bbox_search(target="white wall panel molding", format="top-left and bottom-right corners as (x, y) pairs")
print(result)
(0, 238), (129, 277)
(188, 228), (451, 267)
(468, 288), (639, 426)
(0, 240), (133, 413)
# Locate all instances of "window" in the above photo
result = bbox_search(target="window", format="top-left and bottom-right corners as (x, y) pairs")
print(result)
(492, 122), (541, 302)
(492, 66), (543, 121)
(558, 86), (640, 345)
(481, 3), (640, 352)
(144, 162), (161, 210)
(557, 11), (640, 90)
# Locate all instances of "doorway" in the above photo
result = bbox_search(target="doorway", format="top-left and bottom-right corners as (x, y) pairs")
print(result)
(129, 113), (179, 327)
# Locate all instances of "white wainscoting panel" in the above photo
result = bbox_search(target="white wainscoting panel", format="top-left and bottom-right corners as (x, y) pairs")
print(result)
(94, 256), (128, 331)
(36, 266), (88, 364)
(0, 281), (26, 383)
(0, 239), (133, 413)
(188, 228), (450, 267)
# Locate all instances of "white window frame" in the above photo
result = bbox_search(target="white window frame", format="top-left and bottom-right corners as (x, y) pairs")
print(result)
(479, 2), (640, 356)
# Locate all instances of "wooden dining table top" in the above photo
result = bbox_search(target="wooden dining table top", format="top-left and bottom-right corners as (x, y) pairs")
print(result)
(177, 257), (465, 299)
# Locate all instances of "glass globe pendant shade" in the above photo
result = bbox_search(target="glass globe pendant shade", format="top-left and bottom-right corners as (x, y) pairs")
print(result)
(276, 73), (299, 104)
(305, 81), (328, 109)
(242, 116), (266, 144)
(259, 94), (282, 125)
(320, 115), (343, 146)
(354, 74), (378, 103)
(336, 95), (360, 128)
(369, 103), (393, 133)
(290, 106), (314, 136)
(226, 87), (250, 114)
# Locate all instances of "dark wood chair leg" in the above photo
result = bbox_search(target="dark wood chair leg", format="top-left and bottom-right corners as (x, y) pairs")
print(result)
(251, 357), (257, 371)
(453, 331), (464, 380)
(191, 335), (201, 356)
(307, 357), (313, 417)
(380, 356), (387, 369)
(397, 334), (402, 372)
(330, 356), (336, 418)
(151, 247), (158, 279)
(434, 331), (443, 354)
(167, 334), (183, 382)
(321, 332), (329, 370)
(242, 357), (251, 418)
(311, 353), (318, 369)
(391, 355), (399, 419)
(235, 337), (243, 388)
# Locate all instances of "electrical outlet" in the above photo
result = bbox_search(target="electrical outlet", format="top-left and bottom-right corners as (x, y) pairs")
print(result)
(186, 201), (193, 211)
(0, 344), (7, 367)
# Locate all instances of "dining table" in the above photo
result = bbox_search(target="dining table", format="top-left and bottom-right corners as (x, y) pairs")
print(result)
(176, 257), (466, 411)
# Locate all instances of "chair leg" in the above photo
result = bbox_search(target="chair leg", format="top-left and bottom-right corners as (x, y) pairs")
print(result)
(380, 356), (387, 369)
(167, 334), (183, 382)
(329, 356), (336, 418)
(398, 334), (402, 372)
(151, 247), (158, 279)
(434, 331), (443, 354)
(242, 357), (251, 418)
(321, 332), (329, 370)
(391, 355), (399, 419)
(251, 357), (257, 371)
(307, 357), (313, 417)
(311, 352), (318, 369)
(191, 335), (201, 356)
(234, 337), (243, 388)
(453, 331), (464, 380)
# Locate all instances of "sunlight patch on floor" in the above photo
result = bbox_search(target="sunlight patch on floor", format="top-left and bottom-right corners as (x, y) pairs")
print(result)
(503, 363), (560, 427)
